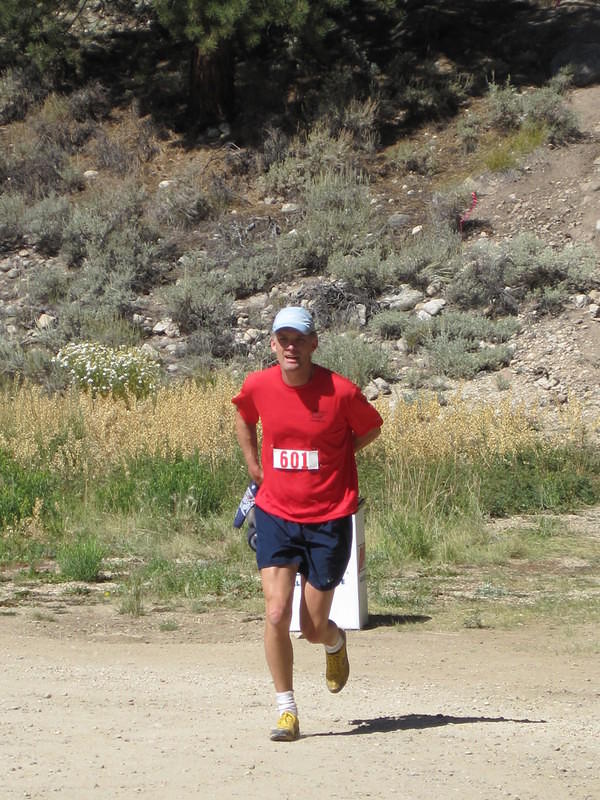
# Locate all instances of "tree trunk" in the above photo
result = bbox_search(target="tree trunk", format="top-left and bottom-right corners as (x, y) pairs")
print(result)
(188, 42), (235, 126)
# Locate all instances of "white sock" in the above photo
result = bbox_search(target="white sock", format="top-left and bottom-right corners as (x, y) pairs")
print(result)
(276, 690), (297, 717)
(325, 631), (344, 654)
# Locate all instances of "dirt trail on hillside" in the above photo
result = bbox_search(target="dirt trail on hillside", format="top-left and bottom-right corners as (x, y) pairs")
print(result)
(2, 607), (599, 800)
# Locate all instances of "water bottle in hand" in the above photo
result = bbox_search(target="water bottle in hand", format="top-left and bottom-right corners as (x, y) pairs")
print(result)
(233, 482), (259, 528)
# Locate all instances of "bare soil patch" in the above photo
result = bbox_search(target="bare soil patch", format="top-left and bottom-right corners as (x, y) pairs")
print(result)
(3, 503), (600, 799)
(2, 601), (599, 800)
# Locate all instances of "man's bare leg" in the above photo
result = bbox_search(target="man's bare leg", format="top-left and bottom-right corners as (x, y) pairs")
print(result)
(299, 579), (338, 646)
(260, 565), (297, 690)
(301, 580), (349, 693)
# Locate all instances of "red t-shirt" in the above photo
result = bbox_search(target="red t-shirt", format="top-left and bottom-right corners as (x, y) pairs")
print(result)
(232, 364), (383, 523)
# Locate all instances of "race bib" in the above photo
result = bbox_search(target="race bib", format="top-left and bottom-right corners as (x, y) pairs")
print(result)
(273, 448), (319, 470)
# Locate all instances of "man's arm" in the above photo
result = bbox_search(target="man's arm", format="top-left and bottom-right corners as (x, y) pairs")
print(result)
(235, 410), (264, 484)
(353, 426), (381, 453)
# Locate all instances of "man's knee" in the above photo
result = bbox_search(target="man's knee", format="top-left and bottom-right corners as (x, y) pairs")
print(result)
(265, 599), (292, 629)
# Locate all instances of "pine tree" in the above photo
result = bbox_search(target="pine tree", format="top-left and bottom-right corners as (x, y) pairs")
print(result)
(152, 0), (351, 124)
(0, 0), (84, 77)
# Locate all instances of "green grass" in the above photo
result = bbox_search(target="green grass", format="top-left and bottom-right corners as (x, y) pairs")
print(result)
(0, 450), (58, 529)
(94, 452), (234, 517)
(0, 430), (599, 621)
(56, 535), (105, 582)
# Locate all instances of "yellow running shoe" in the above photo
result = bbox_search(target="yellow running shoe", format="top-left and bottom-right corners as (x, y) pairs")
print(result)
(270, 711), (300, 742)
(326, 629), (349, 693)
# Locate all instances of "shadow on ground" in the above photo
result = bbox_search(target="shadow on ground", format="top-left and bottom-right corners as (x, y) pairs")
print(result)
(365, 613), (432, 628)
(310, 712), (547, 737)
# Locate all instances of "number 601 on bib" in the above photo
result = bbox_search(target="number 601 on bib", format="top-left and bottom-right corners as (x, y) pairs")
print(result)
(273, 448), (319, 470)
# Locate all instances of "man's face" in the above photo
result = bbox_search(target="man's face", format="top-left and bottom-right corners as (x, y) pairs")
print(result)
(271, 328), (318, 382)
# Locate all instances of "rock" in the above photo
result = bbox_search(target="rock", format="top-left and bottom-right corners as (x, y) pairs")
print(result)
(536, 376), (559, 390)
(158, 180), (174, 190)
(387, 213), (411, 231)
(425, 281), (442, 297)
(364, 381), (379, 401)
(373, 377), (391, 395)
(164, 343), (187, 357)
(589, 304), (600, 319)
(36, 313), (56, 330)
(281, 203), (299, 213)
(1, 304), (19, 317)
(243, 328), (262, 343)
(152, 318), (180, 338)
(383, 288), (424, 311)
(411, 225), (423, 235)
(140, 343), (159, 358)
(420, 298), (446, 316)
(83, 170), (99, 181)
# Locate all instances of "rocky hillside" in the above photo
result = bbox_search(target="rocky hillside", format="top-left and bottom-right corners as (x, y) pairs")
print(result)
(0, 1), (599, 439)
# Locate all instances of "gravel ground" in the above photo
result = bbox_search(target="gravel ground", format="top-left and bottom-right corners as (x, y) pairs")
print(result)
(2, 605), (599, 800)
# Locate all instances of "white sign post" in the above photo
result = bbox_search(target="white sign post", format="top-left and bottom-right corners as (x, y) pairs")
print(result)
(290, 501), (368, 631)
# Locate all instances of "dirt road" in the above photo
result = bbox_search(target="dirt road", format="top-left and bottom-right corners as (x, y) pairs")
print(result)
(2, 605), (598, 800)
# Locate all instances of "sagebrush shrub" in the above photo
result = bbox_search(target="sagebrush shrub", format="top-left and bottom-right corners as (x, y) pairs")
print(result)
(457, 114), (481, 153)
(386, 141), (438, 175)
(486, 78), (523, 130)
(431, 311), (520, 343)
(93, 112), (160, 176)
(425, 333), (511, 379)
(446, 240), (513, 313)
(224, 244), (295, 298)
(370, 311), (431, 352)
(506, 234), (596, 291)
(161, 274), (237, 358)
(0, 192), (26, 244)
(67, 81), (110, 122)
(485, 76), (579, 145)
(263, 121), (358, 195)
(151, 180), (212, 228)
(33, 92), (98, 153)
(336, 97), (380, 152)
(387, 227), (462, 287)
(430, 187), (476, 231)
(316, 332), (390, 387)
(0, 134), (73, 200)
(295, 168), (371, 260)
(327, 250), (389, 296)
(24, 193), (71, 255)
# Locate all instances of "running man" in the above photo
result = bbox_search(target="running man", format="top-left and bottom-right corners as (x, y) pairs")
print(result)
(232, 306), (383, 741)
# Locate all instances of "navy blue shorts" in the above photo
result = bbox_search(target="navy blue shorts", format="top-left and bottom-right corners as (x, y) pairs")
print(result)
(254, 506), (352, 592)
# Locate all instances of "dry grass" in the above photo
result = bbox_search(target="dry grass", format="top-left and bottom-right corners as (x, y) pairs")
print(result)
(376, 390), (588, 464)
(0, 379), (591, 481)
(0, 375), (239, 478)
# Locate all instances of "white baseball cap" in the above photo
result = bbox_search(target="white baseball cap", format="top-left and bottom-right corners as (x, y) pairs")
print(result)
(272, 306), (315, 335)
